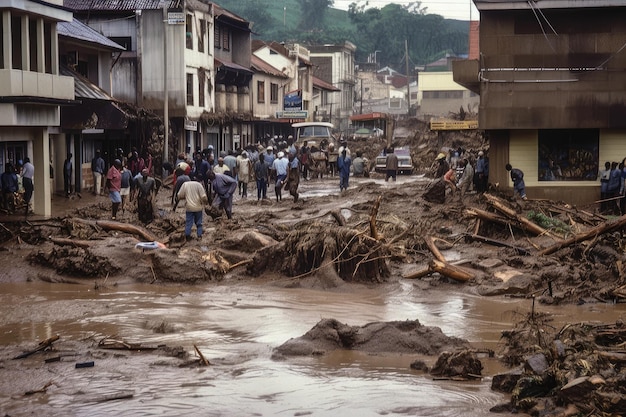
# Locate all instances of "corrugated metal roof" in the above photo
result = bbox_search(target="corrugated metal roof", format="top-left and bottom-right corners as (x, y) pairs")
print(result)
(251, 55), (287, 78)
(60, 65), (115, 100)
(64, 0), (180, 12)
(58, 18), (125, 51)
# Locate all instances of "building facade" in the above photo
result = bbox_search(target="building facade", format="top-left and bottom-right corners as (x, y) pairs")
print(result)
(454, 0), (626, 206)
(309, 42), (357, 133)
(0, 0), (75, 216)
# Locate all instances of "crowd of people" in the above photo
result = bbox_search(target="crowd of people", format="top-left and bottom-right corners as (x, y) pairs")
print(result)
(1, 157), (35, 215)
(424, 148), (493, 203)
(597, 159), (626, 215)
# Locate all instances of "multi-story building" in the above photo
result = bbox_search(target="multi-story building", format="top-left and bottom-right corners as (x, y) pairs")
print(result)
(210, 4), (253, 152)
(454, 0), (626, 205)
(66, 0), (254, 161)
(0, 0), (75, 216)
(308, 42), (356, 133)
(252, 41), (314, 137)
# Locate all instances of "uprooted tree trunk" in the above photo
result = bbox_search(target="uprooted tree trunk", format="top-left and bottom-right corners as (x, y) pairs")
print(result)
(247, 222), (390, 283)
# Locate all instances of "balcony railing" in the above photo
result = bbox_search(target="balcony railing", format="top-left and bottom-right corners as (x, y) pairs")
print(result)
(0, 69), (74, 101)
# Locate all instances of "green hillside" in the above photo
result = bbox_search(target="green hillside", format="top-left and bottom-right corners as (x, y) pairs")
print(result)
(217, 0), (469, 69)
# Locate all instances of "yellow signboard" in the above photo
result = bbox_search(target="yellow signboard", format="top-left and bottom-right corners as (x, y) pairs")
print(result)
(430, 119), (478, 130)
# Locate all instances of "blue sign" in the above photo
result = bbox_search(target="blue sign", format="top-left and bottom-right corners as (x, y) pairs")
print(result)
(284, 90), (302, 110)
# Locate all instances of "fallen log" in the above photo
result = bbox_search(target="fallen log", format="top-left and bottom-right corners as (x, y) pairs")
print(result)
(13, 335), (60, 360)
(483, 194), (560, 239)
(429, 259), (474, 282)
(25, 381), (53, 396)
(72, 218), (158, 242)
(597, 351), (626, 363)
(402, 265), (431, 280)
(539, 214), (626, 256)
(194, 344), (211, 366)
(464, 234), (531, 255)
(424, 235), (446, 262)
(50, 237), (92, 248)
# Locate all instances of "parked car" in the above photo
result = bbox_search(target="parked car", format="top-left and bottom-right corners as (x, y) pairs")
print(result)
(375, 147), (413, 175)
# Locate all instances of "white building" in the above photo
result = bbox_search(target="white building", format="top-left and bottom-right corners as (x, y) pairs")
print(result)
(0, 0), (75, 216)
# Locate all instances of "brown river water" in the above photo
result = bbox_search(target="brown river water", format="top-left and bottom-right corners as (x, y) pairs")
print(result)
(1, 279), (625, 417)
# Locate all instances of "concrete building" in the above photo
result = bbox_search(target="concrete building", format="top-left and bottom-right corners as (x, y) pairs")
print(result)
(454, 0), (626, 206)
(417, 71), (479, 119)
(252, 41), (314, 137)
(308, 42), (357, 133)
(0, 0), (75, 216)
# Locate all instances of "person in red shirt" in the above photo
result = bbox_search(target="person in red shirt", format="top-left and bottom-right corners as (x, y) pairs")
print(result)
(106, 159), (123, 220)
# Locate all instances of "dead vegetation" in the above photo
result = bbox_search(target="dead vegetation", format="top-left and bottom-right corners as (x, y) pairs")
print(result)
(2, 117), (626, 416)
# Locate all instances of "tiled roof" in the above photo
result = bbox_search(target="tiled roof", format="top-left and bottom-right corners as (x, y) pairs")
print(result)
(251, 55), (287, 78)
(313, 76), (339, 91)
(64, 0), (180, 12)
(58, 18), (125, 51)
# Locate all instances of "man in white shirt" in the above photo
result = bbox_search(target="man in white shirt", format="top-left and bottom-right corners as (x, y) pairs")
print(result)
(177, 179), (208, 241)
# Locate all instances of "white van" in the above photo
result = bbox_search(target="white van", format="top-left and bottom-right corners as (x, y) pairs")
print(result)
(292, 122), (334, 149)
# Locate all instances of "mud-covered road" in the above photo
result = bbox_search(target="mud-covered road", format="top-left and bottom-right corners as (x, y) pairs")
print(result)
(1, 163), (626, 416)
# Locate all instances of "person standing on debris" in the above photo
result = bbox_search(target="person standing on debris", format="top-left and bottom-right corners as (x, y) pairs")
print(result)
(237, 151), (252, 198)
(352, 151), (366, 177)
(284, 151), (300, 202)
(224, 150), (238, 179)
(135, 168), (156, 224)
(207, 170), (237, 219)
(385, 147), (399, 182)
(105, 159), (123, 220)
(474, 151), (488, 193)
(172, 165), (191, 209)
(299, 141), (310, 180)
(1, 163), (18, 213)
(272, 151), (289, 201)
(176, 178), (208, 240)
(434, 153), (449, 179)
(21, 157), (34, 215)
(254, 153), (269, 201)
(327, 143), (338, 177)
(91, 150), (105, 196)
(119, 163), (132, 214)
(212, 157), (230, 176)
(457, 158), (474, 200)
(63, 153), (72, 197)
(607, 161), (621, 214)
(599, 161), (611, 213)
(505, 163), (527, 200)
(337, 149), (352, 191)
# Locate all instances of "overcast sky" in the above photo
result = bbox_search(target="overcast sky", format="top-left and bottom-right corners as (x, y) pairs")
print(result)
(333, 0), (480, 21)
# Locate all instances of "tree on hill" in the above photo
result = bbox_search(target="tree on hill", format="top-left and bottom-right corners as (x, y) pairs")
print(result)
(299, 0), (335, 31)
(348, 3), (466, 67)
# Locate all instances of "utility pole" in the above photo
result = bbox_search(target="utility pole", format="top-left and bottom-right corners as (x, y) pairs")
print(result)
(360, 77), (363, 114)
(163, 5), (169, 164)
(405, 39), (410, 116)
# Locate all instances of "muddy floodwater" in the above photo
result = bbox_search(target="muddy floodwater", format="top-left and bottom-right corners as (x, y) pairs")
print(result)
(1, 279), (625, 417)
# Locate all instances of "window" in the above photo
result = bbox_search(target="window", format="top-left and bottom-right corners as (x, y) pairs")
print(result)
(110, 36), (132, 51)
(222, 27), (230, 51)
(257, 81), (265, 103)
(186, 15), (192, 49)
(198, 20), (206, 53)
(423, 91), (464, 99)
(214, 25), (220, 49)
(186, 73), (194, 105)
(28, 17), (37, 71)
(537, 129), (599, 181)
(199, 72), (205, 107)
(270, 83), (279, 104)
(11, 15), (23, 70)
